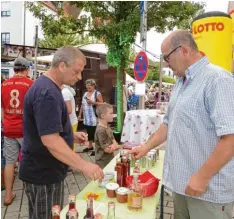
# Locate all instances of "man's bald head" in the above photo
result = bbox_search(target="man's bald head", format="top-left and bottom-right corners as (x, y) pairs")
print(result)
(161, 30), (202, 77)
(163, 30), (198, 52)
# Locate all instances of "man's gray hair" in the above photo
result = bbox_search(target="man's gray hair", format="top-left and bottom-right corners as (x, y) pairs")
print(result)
(51, 45), (86, 68)
(171, 30), (198, 51)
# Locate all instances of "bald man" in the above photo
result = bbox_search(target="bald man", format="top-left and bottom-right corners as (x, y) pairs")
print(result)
(130, 30), (234, 219)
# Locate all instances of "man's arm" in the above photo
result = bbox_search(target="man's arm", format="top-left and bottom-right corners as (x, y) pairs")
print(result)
(41, 133), (86, 169)
(41, 133), (104, 180)
(198, 134), (234, 179)
(130, 123), (168, 159)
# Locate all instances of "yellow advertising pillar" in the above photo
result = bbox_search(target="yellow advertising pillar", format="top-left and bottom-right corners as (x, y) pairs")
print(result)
(228, 5), (234, 73)
(192, 11), (232, 72)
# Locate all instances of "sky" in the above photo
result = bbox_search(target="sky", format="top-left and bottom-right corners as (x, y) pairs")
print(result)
(135, 0), (230, 60)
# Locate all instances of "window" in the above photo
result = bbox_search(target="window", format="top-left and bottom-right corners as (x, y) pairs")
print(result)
(1, 10), (10, 17)
(1, 32), (10, 44)
(1, 69), (9, 80)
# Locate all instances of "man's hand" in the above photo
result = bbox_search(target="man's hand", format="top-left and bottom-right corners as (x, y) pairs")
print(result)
(129, 145), (149, 160)
(80, 161), (104, 181)
(185, 172), (211, 197)
(74, 132), (88, 144)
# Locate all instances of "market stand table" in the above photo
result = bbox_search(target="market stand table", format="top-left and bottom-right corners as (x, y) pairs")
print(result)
(60, 151), (165, 219)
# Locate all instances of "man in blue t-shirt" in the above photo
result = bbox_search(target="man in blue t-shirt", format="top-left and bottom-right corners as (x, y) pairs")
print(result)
(19, 46), (104, 219)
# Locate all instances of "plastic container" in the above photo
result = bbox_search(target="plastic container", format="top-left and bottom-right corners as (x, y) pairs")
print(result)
(126, 171), (160, 197)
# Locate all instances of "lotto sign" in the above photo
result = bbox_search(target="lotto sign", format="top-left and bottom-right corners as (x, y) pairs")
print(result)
(192, 12), (232, 72)
(134, 51), (148, 82)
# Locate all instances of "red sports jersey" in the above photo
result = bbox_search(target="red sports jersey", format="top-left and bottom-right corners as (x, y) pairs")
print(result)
(1, 76), (33, 138)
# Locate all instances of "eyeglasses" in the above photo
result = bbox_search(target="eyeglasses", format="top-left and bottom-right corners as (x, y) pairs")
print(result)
(163, 45), (181, 62)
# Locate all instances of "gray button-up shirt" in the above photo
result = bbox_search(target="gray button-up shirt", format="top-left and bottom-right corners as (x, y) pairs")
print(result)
(163, 57), (234, 203)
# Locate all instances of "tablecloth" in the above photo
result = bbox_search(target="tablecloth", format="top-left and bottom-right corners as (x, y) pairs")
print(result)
(121, 110), (164, 145)
(60, 150), (165, 219)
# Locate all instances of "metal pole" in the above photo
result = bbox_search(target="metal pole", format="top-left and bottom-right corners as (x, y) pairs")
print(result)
(34, 25), (38, 81)
(139, 1), (147, 110)
(158, 54), (163, 102)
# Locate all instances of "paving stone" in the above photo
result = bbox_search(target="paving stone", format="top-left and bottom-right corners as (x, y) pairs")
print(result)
(164, 194), (173, 201)
(167, 201), (174, 207)
(4, 212), (19, 219)
(1, 207), (6, 219)
(163, 214), (172, 219)
(163, 206), (174, 215)
(6, 200), (21, 213)
(19, 204), (28, 218)
(1, 190), (6, 197)
(13, 181), (23, 191)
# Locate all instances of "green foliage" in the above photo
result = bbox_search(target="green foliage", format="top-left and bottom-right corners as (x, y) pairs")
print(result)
(38, 33), (95, 49)
(27, 1), (204, 131)
(163, 75), (176, 84)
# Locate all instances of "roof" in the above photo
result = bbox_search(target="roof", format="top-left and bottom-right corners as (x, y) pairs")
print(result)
(78, 43), (108, 55)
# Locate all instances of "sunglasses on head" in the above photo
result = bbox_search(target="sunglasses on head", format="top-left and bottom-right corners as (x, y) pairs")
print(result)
(163, 45), (182, 62)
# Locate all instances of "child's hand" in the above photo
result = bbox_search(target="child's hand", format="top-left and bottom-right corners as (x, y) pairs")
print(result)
(108, 145), (116, 152)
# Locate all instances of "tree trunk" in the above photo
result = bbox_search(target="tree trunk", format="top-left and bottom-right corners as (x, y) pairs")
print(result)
(116, 58), (125, 133)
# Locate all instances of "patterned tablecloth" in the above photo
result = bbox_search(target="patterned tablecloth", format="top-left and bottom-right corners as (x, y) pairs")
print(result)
(121, 110), (165, 145)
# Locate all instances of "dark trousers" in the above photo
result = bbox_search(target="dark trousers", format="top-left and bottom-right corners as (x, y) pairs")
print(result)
(24, 181), (64, 219)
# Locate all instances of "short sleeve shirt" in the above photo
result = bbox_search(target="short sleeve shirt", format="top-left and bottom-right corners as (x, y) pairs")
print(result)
(62, 86), (78, 126)
(19, 75), (73, 185)
(94, 125), (114, 163)
(1, 76), (33, 138)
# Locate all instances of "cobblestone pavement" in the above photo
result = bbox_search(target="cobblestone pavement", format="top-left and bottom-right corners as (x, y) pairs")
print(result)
(1, 151), (234, 219)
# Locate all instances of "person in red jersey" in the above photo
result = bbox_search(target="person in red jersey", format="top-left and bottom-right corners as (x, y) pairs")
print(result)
(1, 57), (33, 206)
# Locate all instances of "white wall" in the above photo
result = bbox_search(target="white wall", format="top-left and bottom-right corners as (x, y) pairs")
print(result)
(1, 1), (51, 47)
(1, 1), (24, 45)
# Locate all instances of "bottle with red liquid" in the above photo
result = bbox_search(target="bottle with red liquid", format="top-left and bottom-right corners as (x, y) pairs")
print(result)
(122, 156), (129, 187)
(83, 196), (94, 219)
(68, 208), (78, 219)
(115, 158), (123, 187)
(52, 205), (61, 219)
(127, 154), (131, 176)
(66, 194), (76, 219)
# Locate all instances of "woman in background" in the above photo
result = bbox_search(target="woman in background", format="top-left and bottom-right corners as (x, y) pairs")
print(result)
(78, 79), (103, 155)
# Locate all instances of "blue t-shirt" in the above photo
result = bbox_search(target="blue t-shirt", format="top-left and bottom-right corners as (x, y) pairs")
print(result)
(19, 75), (73, 185)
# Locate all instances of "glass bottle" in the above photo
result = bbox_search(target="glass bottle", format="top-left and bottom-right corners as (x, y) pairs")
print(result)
(120, 150), (124, 160)
(66, 194), (76, 219)
(127, 154), (131, 176)
(140, 156), (147, 169)
(121, 156), (129, 187)
(133, 160), (140, 174)
(107, 201), (115, 219)
(52, 205), (61, 219)
(115, 158), (123, 186)
(68, 209), (78, 219)
(83, 197), (94, 219)
(127, 174), (143, 212)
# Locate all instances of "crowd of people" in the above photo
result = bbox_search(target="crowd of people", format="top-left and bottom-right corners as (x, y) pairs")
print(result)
(1, 29), (234, 219)
(126, 82), (172, 110)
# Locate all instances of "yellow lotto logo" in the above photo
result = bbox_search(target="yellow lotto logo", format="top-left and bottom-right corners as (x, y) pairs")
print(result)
(192, 13), (232, 72)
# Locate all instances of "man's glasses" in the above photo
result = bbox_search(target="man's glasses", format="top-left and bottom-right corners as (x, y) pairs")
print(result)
(163, 45), (181, 62)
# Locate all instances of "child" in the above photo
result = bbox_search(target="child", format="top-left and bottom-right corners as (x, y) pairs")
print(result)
(94, 103), (121, 169)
